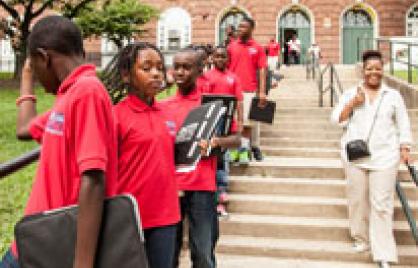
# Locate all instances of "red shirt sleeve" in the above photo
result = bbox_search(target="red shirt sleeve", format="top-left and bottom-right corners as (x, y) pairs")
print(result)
(258, 45), (268, 69)
(73, 91), (113, 174)
(28, 110), (52, 144)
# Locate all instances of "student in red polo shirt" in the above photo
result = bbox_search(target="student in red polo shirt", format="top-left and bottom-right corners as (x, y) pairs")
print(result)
(102, 42), (180, 268)
(227, 17), (268, 162)
(0, 16), (118, 268)
(267, 38), (281, 71)
(204, 45), (244, 216)
(161, 49), (240, 268)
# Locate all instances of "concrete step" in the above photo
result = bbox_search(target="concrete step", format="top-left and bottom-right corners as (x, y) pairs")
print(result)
(217, 236), (418, 265)
(273, 107), (418, 118)
(180, 254), (417, 268)
(219, 214), (416, 245)
(261, 129), (342, 139)
(230, 157), (416, 181)
(228, 176), (418, 201)
(260, 147), (418, 159)
(260, 137), (340, 148)
(227, 194), (418, 221)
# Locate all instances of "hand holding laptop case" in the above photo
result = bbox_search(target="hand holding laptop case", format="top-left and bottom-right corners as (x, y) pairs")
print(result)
(249, 97), (276, 124)
(15, 195), (148, 268)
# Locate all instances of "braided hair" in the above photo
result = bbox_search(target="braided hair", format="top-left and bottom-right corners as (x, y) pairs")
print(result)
(101, 42), (167, 104)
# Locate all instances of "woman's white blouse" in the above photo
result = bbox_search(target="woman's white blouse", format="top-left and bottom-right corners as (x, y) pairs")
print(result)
(331, 84), (413, 170)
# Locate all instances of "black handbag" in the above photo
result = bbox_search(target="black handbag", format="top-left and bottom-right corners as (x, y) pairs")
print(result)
(346, 92), (385, 161)
(15, 195), (149, 268)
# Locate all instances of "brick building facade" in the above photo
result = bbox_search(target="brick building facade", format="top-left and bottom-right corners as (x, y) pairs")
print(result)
(1, 0), (418, 69)
(139, 0), (418, 64)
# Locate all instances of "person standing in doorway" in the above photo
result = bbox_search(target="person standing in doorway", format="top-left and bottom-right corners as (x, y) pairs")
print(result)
(287, 34), (301, 65)
(266, 38), (281, 71)
(227, 17), (268, 162)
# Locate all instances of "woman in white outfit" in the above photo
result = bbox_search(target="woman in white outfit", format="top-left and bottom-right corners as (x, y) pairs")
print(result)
(331, 50), (413, 268)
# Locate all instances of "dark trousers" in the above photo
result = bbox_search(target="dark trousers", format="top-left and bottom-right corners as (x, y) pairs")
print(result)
(173, 191), (218, 268)
(144, 224), (177, 268)
(0, 249), (19, 268)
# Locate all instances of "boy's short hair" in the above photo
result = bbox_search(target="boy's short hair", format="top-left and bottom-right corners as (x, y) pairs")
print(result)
(28, 16), (84, 56)
(362, 50), (383, 65)
(242, 16), (255, 28)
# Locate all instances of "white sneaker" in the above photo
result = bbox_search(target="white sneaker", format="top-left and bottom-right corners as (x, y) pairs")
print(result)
(352, 242), (369, 253)
(378, 261), (391, 268)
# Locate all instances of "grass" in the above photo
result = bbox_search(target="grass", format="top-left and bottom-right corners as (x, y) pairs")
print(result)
(391, 70), (418, 84)
(0, 88), (54, 256)
(0, 72), (14, 80)
(0, 85), (176, 257)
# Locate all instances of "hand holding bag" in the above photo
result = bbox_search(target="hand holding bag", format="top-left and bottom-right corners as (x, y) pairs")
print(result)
(346, 92), (385, 161)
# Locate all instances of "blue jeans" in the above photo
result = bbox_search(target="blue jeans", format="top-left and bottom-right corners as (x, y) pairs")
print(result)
(144, 224), (177, 268)
(0, 249), (19, 268)
(173, 191), (218, 268)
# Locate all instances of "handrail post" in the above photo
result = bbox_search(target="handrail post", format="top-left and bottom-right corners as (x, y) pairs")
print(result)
(408, 44), (412, 84)
(389, 41), (394, 76)
(319, 74), (323, 107)
(357, 37), (361, 62)
(396, 182), (418, 246)
(330, 65), (334, 107)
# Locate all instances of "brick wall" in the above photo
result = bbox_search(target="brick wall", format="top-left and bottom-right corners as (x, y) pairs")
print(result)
(140, 0), (417, 63)
(1, 0), (417, 64)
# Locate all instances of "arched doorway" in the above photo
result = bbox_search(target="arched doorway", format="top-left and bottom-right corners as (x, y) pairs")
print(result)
(278, 6), (312, 65)
(342, 6), (374, 64)
(406, 4), (418, 37)
(218, 7), (247, 46)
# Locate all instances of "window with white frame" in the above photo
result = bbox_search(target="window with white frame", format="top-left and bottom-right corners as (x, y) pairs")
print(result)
(0, 38), (14, 72)
(407, 4), (418, 37)
(157, 7), (191, 51)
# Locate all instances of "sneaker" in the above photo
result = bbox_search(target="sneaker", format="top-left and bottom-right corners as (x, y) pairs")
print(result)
(251, 146), (264, 161)
(219, 192), (229, 204)
(238, 149), (250, 165)
(352, 241), (369, 253)
(216, 204), (228, 217)
(229, 149), (239, 163)
(378, 262), (390, 268)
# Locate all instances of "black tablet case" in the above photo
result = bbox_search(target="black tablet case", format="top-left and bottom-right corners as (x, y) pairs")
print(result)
(175, 101), (225, 171)
(249, 97), (276, 124)
(15, 195), (148, 268)
(201, 94), (237, 136)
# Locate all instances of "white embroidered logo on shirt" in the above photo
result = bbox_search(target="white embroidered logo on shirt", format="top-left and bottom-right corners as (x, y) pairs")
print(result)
(249, 47), (257, 55)
(46, 112), (65, 136)
(226, 76), (234, 85)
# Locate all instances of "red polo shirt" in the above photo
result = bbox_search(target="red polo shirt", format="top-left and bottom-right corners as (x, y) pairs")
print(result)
(227, 38), (267, 92)
(204, 68), (243, 101)
(161, 87), (217, 192)
(12, 64), (118, 256)
(114, 94), (180, 229)
(267, 42), (280, 57)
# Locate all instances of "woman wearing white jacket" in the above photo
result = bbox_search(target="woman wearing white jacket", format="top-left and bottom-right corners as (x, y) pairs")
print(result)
(331, 50), (413, 268)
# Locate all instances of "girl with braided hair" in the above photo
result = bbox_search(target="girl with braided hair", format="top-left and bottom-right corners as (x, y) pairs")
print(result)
(102, 42), (180, 268)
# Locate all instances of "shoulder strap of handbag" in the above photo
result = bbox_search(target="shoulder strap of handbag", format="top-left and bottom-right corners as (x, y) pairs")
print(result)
(365, 91), (386, 143)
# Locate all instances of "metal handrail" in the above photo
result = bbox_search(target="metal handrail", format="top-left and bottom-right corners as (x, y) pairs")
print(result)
(0, 148), (40, 179)
(318, 63), (344, 107)
(396, 164), (418, 246)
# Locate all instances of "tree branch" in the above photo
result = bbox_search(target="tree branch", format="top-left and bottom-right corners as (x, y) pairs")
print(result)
(0, 0), (20, 20)
(32, 0), (54, 18)
(64, 0), (96, 19)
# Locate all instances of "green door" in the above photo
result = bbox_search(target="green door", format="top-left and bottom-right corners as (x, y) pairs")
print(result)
(278, 8), (312, 65)
(342, 9), (374, 64)
(297, 27), (311, 64)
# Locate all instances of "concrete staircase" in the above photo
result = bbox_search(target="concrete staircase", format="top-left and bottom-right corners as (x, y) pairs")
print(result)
(215, 65), (418, 267)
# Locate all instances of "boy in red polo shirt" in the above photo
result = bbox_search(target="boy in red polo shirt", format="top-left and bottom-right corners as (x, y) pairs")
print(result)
(205, 46), (243, 216)
(267, 38), (281, 71)
(162, 49), (240, 268)
(0, 16), (118, 268)
(227, 17), (268, 162)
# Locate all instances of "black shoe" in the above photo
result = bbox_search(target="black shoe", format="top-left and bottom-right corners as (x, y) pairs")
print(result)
(251, 146), (263, 161)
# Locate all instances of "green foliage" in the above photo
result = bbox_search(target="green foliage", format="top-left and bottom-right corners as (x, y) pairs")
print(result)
(0, 88), (54, 256)
(75, 0), (158, 48)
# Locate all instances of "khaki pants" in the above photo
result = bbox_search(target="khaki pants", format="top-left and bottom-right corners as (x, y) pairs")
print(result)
(243, 92), (260, 147)
(344, 163), (398, 263)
